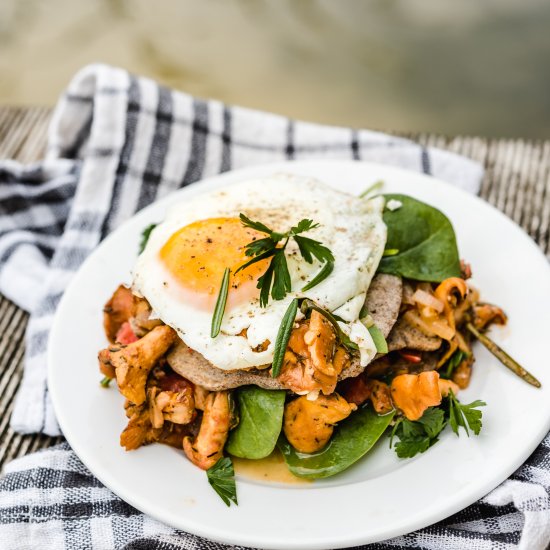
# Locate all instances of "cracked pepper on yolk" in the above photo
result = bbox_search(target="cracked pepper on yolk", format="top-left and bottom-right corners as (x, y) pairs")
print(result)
(159, 217), (269, 310)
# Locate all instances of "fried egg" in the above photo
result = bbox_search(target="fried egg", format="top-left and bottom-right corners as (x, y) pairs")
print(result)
(132, 174), (386, 371)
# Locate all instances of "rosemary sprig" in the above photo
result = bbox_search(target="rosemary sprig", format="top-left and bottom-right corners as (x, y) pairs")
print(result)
(271, 298), (299, 378)
(100, 376), (112, 388)
(465, 322), (541, 388)
(211, 267), (231, 338)
(236, 214), (334, 307)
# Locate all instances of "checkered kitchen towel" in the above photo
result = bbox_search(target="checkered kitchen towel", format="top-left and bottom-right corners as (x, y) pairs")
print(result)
(0, 64), (548, 549)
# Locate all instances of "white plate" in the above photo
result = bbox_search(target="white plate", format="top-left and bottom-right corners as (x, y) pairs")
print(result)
(49, 160), (550, 549)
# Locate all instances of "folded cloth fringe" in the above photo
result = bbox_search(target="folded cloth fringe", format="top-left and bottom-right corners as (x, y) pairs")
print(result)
(2, 64), (548, 549)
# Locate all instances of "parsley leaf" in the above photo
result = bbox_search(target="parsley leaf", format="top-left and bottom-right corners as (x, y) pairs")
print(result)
(206, 457), (238, 507)
(139, 223), (157, 254)
(390, 407), (446, 458)
(293, 235), (334, 264)
(448, 390), (486, 436)
(417, 407), (446, 438)
(239, 213), (273, 234)
(395, 434), (432, 458)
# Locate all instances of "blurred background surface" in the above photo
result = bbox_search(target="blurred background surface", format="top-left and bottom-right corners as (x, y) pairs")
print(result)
(0, 0), (548, 138)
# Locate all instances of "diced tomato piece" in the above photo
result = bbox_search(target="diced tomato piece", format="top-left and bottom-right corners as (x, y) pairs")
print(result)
(158, 372), (194, 393)
(339, 376), (372, 406)
(398, 350), (422, 364)
(115, 322), (138, 345)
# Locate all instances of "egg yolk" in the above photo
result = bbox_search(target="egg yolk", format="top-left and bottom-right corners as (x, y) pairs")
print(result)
(159, 217), (270, 310)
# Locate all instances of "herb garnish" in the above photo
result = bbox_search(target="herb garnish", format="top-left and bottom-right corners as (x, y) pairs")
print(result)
(139, 223), (157, 254)
(448, 390), (486, 436)
(390, 394), (486, 458)
(236, 214), (334, 307)
(211, 267), (231, 338)
(206, 456), (238, 507)
(100, 376), (112, 388)
(271, 298), (299, 377)
(390, 408), (446, 458)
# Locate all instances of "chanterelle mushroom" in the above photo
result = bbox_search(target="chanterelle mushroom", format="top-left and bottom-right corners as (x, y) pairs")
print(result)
(120, 400), (192, 451)
(390, 371), (442, 421)
(99, 325), (176, 405)
(279, 312), (350, 395)
(148, 372), (195, 429)
(283, 393), (356, 453)
(183, 391), (230, 470)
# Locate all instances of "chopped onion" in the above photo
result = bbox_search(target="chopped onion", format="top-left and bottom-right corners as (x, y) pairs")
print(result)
(404, 310), (455, 341)
(412, 289), (444, 313)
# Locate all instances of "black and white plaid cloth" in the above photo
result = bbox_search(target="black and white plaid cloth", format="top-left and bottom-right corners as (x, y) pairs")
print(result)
(0, 64), (548, 549)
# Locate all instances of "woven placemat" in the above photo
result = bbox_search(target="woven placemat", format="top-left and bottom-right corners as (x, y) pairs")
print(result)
(0, 106), (548, 472)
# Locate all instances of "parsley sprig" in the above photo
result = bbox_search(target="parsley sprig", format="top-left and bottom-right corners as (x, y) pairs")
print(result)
(236, 214), (334, 307)
(390, 394), (486, 458)
(390, 407), (445, 458)
(206, 456), (238, 506)
(448, 390), (486, 436)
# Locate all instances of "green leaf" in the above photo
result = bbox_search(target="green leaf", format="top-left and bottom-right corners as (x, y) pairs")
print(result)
(271, 298), (298, 377)
(139, 223), (157, 254)
(377, 194), (461, 282)
(278, 406), (395, 479)
(394, 434), (431, 458)
(301, 260), (334, 291)
(391, 407), (446, 458)
(367, 324), (388, 354)
(270, 251), (292, 301)
(257, 262), (274, 308)
(290, 219), (320, 235)
(239, 213), (273, 235)
(235, 248), (277, 275)
(293, 235), (335, 264)
(206, 457), (238, 507)
(226, 387), (286, 459)
(416, 407), (446, 439)
(382, 248), (399, 257)
(244, 236), (277, 257)
(448, 391), (486, 436)
(211, 268), (230, 338)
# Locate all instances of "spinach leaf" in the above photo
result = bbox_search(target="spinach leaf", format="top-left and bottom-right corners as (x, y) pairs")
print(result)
(377, 194), (461, 282)
(277, 406), (394, 479)
(226, 386), (286, 459)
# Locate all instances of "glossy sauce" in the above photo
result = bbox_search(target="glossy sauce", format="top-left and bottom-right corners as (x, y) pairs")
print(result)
(233, 450), (310, 484)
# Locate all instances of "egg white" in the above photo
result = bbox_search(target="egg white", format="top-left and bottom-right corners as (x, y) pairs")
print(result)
(132, 174), (387, 371)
